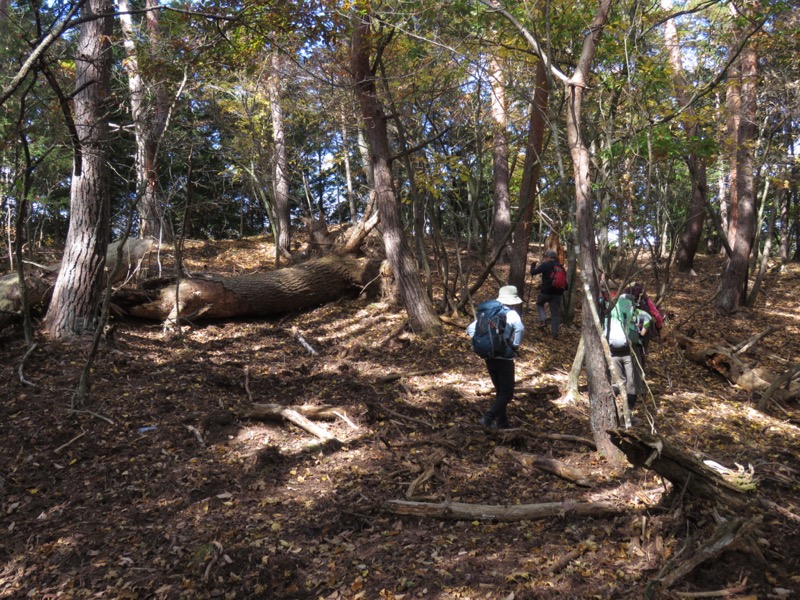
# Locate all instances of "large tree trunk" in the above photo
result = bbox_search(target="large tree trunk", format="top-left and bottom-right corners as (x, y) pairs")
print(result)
(483, 0), (618, 459)
(268, 52), (291, 264)
(565, 0), (621, 463)
(717, 30), (757, 315)
(119, 0), (171, 243)
(350, 6), (441, 335)
(488, 56), (512, 263)
(125, 254), (382, 322)
(508, 60), (549, 292)
(724, 38), (741, 248)
(41, 0), (113, 339)
(663, 0), (709, 274)
(340, 110), (357, 222)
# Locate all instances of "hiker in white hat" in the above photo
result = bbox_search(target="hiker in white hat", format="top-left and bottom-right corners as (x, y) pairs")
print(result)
(466, 285), (525, 430)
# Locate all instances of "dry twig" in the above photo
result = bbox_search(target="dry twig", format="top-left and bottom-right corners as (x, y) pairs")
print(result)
(18, 342), (38, 386)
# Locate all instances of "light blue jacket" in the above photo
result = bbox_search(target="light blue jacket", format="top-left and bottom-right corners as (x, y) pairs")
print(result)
(467, 306), (525, 358)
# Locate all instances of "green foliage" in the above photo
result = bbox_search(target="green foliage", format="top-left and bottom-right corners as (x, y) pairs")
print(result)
(0, 0), (798, 261)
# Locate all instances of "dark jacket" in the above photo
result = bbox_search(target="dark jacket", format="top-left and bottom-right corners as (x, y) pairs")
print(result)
(530, 260), (565, 295)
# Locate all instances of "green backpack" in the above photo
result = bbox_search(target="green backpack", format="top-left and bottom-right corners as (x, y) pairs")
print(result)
(605, 293), (641, 350)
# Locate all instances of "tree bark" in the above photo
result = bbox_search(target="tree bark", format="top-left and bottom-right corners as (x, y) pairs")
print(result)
(508, 60), (549, 292)
(125, 254), (382, 322)
(662, 0), (709, 273)
(119, 0), (171, 243)
(41, 0), (113, 339)
(268, 52), (291, 264)
(350, 6), (441, 335)
(565, 0), (621, 462)
(717, 25), (758, 315)
(488, 56), (512, 263)
(724, 33), (741, 248)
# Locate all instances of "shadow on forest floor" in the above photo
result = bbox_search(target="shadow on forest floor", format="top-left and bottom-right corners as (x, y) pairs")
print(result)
(1, 240), (799, 599)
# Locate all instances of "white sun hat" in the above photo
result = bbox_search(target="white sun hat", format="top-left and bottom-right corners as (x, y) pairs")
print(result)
(497, 285), (523, 305)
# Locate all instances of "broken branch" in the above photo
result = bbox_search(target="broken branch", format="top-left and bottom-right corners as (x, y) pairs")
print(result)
(384, 498), (618, 521)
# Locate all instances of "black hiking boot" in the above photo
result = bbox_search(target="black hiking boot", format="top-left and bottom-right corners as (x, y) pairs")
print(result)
(479, 416), (496, 429)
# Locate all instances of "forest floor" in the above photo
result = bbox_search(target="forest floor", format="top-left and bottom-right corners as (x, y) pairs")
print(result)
(1, 237), (799, 600)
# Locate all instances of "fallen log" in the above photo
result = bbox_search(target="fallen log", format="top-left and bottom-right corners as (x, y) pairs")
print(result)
(675, 332), (800, 401)
(493, 446), (593, 487)
(608, 429), (751, 509)
(384, 498), (618, 521)
(124, 254), (382, 323)
(0, 238), (154, 330)
(375, 368), (444, 384)
(757, 363), (800, 411)
(533, 432), (597, 450)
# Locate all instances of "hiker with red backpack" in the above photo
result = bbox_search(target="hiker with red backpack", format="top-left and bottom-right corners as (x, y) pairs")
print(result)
(530, 250), (568, 339)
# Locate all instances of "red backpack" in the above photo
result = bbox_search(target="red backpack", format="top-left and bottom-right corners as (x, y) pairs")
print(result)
(550, 264), (568, 291)
(645, 297), (664, 329)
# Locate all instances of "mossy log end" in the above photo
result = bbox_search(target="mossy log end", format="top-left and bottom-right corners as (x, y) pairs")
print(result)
(609, 429), (750, 509)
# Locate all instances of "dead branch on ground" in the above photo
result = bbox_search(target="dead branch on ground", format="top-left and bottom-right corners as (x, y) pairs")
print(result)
(675, 332), (800, 402)
(375, 368), (444, 384)
(242, 403), (347, 421)
(384, 498), (618, 521)
(546, 537), (595, 575)
(645, 519), (757, 599)
(493, 446), (593, 486)
(18, 342), (38, 386)
(406, 449), (446, 499)
(240, 403), (341, 444)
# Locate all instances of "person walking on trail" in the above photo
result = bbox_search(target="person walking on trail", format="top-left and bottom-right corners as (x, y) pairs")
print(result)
(624, 282), (663, 354)
(601, 291), (653, 416)
(530, 249), (566, 339)
(467, 285), (525, 430)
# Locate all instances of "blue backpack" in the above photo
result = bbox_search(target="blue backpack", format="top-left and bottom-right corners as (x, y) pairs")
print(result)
(472, 300), (514, 359)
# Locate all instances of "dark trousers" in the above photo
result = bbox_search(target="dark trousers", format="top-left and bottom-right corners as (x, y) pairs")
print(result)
(485, 358), (515, 426)
(536, 293), (562, 337)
